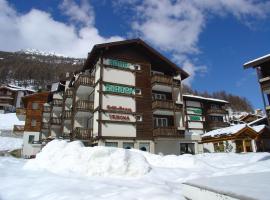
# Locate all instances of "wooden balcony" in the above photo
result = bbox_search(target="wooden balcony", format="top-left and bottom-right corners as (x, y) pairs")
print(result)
(259, 76), (270, 91)
(75, 100), (94, 112)
(151, 74), (173, 85)
(63, 110), (72, 119)
(16, 108), (26, 120)
(51, 117), (61, 125)
(13, 125), (24, 132)
(207, 108), (228, 115)
(73, 127), (92, 140)
(64, 89), (73, 98)
(52, 99), (63, 107)
(152, 100), (174, 110)
(153, 127), (182, 137)
(42, 122), (49, 129)
(74, 74), (94, 88)
(207, 121), (230, 129)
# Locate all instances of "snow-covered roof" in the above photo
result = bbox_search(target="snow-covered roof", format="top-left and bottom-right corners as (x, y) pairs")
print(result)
(248, 116), (267, 126)
(244, 54), (270, 68)
(0, 84), (36, 92)
(183, 94), (229, 104)
(203, 124), (270, 138)
(252, 125), (266, 133)
(203, 124), (247, 138)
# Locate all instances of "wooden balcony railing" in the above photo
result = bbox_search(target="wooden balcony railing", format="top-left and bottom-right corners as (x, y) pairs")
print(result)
(42, 122), (49, 129)
(151, 74), (173, 85)
(51, 117), (61, 125)
(13, 125), (24, 132)
(207, 121), (230, 129)
(207, 108), (228, 115)
(63, 110), (72, 119)
(75, 100), (94, 112)
(152, 100), (174, 110)
(153, 127), (179, 137)
(52, 99), (63, 107)
(64, 89), (73, 98)
(259, 76), (270, 91)
(73, 127), (92, 140)
(74, 74), (94, 87)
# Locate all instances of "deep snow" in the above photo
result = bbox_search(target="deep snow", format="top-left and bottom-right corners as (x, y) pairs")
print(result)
(0, 113), (25, 130)
(1, 140), (270, 199)
(0, 136), (23, 151)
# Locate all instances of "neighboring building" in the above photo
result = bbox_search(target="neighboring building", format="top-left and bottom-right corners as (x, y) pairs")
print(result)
(202, 124), (258, 153)
(239, 113), (263, 124)
(243, 54), (270, 125)
(0, 84), (34, 113)
(41, 39), (204, 155)
(19, 92), (49, 158)
(183, 94), (230, 134)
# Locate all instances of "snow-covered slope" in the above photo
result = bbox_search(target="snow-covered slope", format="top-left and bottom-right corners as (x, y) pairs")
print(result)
(0, 136), (23, 151)
(0, 113), (24, 130)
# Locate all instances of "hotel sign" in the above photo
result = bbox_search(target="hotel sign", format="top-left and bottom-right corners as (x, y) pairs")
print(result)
(189, 115), (202, 121)
(104, 59), (132, 69)
(187, 108), (202, 115)
(107, 105), (132, 112)
(109, 114), (130, 121)
(105, 84), (135, 95)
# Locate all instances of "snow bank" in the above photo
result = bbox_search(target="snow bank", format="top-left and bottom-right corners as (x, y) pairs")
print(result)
(0, 113), (24, 130)
(0, 136), (23, 151)
(24, 140), (151, 178)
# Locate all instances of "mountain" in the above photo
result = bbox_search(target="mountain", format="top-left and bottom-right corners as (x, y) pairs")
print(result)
(0, 50), (85, 89)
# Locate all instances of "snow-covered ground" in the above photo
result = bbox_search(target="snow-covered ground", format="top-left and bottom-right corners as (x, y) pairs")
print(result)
(0, 113), (24, 130)
(0, 136), (23, 151)
(0, 140), (270, 200)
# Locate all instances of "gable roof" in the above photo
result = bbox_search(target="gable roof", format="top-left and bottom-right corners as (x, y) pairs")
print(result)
(83, 38), (189, 80)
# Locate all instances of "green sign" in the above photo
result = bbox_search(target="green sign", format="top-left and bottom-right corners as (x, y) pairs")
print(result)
(187, 108), (202, 115)
(105, 59), (132, 69)
(190, 115), (201, 121)
(105, 84), (135, 95)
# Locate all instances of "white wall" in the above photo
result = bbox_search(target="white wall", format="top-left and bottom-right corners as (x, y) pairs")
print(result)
(101, 123), (136, 137)
(103, 68), (135, 86)
(93, 112), (99, 137)
(102, 94), (135, 111)
(22, 131), (41, 157)
(188, 121), (204, 129)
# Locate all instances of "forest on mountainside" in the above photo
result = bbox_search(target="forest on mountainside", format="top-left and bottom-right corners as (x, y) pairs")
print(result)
(183, 84), (253, 112)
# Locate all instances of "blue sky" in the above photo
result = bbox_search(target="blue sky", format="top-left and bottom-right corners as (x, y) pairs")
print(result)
(1, 0), (270, 110)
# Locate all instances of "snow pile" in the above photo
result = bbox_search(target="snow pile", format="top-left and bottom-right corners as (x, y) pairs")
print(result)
(0, 113), (25, 130)
(24, 140), (151, 178)
(0, 136), (23, 151)
(252, 124), (267, 133)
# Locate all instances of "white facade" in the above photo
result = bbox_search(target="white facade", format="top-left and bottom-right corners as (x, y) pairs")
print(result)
(22, 131), (41, 158)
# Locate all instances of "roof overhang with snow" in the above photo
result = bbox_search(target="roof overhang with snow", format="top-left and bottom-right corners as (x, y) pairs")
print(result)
(243, 54), (270, 69)
(183, 94), (229, 104)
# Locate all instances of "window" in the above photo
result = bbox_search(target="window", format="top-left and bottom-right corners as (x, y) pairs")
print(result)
(31, 119), (37, 127)
(139, 142), (150, 152)
(214, 142), (224, 152)
(32, 102), (39, 110)
(105, 142), (118, 147)
(209, 116), (223, 122)
(123, 142), (134, 149)
(180, 143), (195, 155)
(134, 64), (141, 71)
(153, 93), (166, 100)
(154, 117), (168, 128)
(136, 115), (143, 122)
(28, 135), (35, 144)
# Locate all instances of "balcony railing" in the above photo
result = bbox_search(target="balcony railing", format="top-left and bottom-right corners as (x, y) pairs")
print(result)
(207, 121), (230, 129)
(16, 108), (26, 120)
(259, 76), (270, 91)
(151, 74), (173, 85)
(42, 122), (49, 129)
(43, 105), (51, 113)
(73, 127), (92, 140)
(51, 117), (61, 125)
(207, 108), (228, 115)
(52, 99), (63, 107)
(63, 110), (72, 119)
(153, 127), (181, 137)
(13, 125), (24, 132)
(74, 74), (94, 87)
(64, 89), (73, 98)
(152, 100), (174, 110)
(75, 100), (94, 112)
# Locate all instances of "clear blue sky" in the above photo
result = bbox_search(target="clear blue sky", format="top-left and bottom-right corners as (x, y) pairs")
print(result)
(2, 0), (270, 110)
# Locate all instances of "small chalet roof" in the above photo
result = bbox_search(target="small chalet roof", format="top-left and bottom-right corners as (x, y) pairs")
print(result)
(183, 94), (229, 104)
(21, 92), (49, 107)
(203, 124), (269, 139)
(248, 116), (267, 126)
(0, 84), (36, 92)
(83, 38), (189, 80)
(243, 54), (270, 68)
